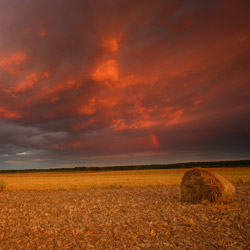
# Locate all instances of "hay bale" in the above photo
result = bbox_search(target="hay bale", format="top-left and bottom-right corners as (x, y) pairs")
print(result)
(181, 168), (235, 203)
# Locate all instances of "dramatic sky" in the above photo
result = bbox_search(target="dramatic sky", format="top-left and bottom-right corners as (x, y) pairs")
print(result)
(0, 0), (249, 169)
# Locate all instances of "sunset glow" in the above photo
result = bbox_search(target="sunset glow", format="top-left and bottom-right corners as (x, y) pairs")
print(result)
(0, 0), (249, 169)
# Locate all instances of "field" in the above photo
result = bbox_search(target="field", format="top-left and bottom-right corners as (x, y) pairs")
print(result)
(0, 184), (249, 249)
(0, 167), (250, 191)
(0, 168), (249, 249)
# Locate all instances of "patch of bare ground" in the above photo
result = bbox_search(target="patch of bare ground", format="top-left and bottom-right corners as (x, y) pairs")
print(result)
(0, 184), (249, 250)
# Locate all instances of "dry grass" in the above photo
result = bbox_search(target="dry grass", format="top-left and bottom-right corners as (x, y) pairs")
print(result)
(0, 184), (249, 249)
(0, 179), (7, 191)
(0, 167), (249, 191)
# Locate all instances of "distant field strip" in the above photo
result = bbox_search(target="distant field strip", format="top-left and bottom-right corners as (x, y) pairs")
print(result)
(0, 168), (250, 191)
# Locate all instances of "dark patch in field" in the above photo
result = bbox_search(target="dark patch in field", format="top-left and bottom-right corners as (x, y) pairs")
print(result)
(0, 185), (249, 249)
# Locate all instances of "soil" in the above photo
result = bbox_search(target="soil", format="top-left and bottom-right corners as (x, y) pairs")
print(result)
(0, 184), (249, 250)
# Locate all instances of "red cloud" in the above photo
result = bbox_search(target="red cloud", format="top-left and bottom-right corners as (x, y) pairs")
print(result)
(49, 141), (83, 150)
(0, 51), (28, 75)
(0, 0), (249, 169)
(0, 106), (21, 119)
(38, 29), (48, 37)
(91, 59), (119, 84)
(102, 36), (121, 54)
(10, 72), (49, 94)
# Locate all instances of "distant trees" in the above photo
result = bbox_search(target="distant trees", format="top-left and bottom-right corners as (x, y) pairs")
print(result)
(0, 160), (249, 174)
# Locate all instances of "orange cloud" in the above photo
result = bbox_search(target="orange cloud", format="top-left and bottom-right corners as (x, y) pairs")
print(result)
(91, 59), (119, 84)
(49, 141), (83, 150)
(72, 117), (98, 131)
(193, 99), (203, 105)
(116, 75), (150, 88)
(79, 98), (97, 115)
(0, 51), (28, 75)
(0, 107), (21, 119)
(4, 160), (24, 164)
(51, 80), (80, 94)
(38, 29), (48, 37)
(5, 72), (50, 94)
(111, 119), (158, 131)
(14, 73), (39, 93)
(110, 119), (128, 131)
(98, 95), (120, 108)
(168, 109), (184, 125)
(78, 94), (120, 116)
(36, 79), (80, 103)
(102, 36), (121, 53)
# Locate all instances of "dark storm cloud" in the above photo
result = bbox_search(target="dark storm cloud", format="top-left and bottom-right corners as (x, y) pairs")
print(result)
(0, 0), (249, 169)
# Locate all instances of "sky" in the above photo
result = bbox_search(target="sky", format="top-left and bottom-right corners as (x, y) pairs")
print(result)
(0, 0), (249, 170)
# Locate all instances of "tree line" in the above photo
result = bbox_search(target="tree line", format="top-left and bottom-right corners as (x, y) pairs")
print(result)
(0, 159), (249, 173)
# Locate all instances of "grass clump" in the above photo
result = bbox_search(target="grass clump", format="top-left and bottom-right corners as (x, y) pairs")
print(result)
(0, 180), (7, 191)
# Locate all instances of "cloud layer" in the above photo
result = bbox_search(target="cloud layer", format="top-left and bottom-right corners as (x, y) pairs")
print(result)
(0, 0), (250, 169)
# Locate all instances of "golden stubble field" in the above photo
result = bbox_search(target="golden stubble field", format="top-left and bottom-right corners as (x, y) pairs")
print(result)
(0, 168), (249, 249)
(0, 184), (249, 249)
(0, 167), (250, 191)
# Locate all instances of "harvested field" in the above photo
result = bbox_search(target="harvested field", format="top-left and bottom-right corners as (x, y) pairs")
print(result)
(1, 167), (250, 191)
(0, 184), (249, 249)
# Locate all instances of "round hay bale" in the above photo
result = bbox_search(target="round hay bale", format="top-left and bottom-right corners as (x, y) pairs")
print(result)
(181, 168), (235, 203)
